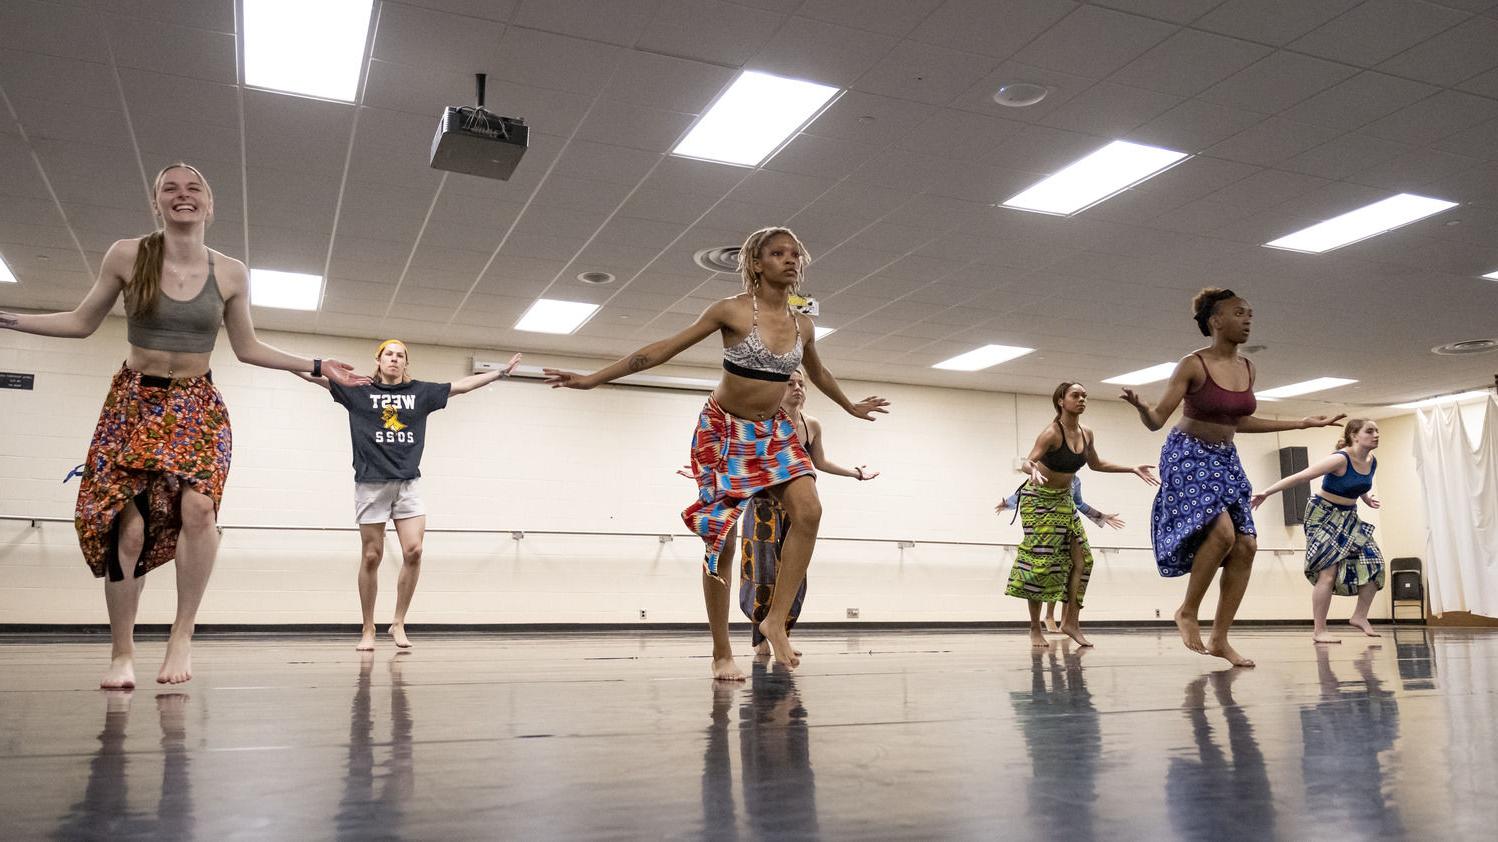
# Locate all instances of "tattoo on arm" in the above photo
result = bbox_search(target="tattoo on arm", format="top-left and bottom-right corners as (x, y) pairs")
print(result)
(626, 353), (650, 373)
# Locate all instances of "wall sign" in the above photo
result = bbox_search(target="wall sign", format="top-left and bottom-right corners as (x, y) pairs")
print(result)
(0, 372), (35, 390)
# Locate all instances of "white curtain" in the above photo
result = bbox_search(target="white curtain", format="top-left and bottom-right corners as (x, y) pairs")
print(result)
(1413, 396), (1498, 616)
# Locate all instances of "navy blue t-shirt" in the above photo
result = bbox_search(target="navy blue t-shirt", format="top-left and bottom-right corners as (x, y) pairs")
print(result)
(329, 379), (451, 482)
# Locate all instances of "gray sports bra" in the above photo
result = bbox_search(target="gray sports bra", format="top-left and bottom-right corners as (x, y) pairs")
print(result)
(127, 253), (224, 353)
(723, 295), (803, 382)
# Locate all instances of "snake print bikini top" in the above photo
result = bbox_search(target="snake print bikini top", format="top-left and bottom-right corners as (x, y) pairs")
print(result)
(722, 295), (803, 382)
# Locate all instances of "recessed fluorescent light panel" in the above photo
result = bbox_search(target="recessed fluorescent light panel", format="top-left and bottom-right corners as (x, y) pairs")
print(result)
(1102, 362), (1177, 385)
(0, 251), (16, 283)
(1264, 194), (1457, 254)
(1002, 140), (1189, 216)
(1392, 389), (1491, 409)
(515, 299), (600, 334)
(671, 71), (840, 167)
(1483, 269), (1498, 280)
(249, 269), (323, 310)
(244, 0), (374, 102)
(933, 344), (1034, 371)
(814, 326), (836, 340)
(1256, 377), (1357, 400)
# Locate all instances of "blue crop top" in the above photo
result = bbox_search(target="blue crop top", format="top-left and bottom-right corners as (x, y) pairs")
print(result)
(1320, 452), (1375, 499)
(723, 295), (802, 382)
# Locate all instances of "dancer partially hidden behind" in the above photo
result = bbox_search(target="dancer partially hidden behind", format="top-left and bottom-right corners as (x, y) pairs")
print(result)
(997, 476), (1124, 633)
(1121, 288), (1344, 667)
(0, 163), (366, 688)
(726, 368), (878, 657)
(296, 341), (521, 651)
(1007, 382), (1157, 648)
(1251, 418), (1385, 643)
(544, 227), (889, 676)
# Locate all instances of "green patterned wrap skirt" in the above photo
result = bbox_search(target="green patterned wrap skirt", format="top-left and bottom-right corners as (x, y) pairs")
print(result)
(1005, 482), (1094, 606)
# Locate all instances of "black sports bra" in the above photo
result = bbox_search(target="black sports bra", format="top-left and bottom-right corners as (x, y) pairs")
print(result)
(1039, 420), (1087, 474)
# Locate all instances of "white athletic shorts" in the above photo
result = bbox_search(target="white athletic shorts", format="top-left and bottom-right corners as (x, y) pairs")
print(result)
(354, 479), (425, 524)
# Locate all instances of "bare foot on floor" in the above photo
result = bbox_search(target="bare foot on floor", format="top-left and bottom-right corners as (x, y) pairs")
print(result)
(758, 619), (800, 668)
(1348, 618), (1381, 637)
(711, 655), (746, 681)
(1206, 638), (1255, 668)
(1174, 609), (1208, 655)
(753, 640), (771, 659)
(1060, 623), (1093, 647)
(156, 636), (193, 684)
(100, 655), (136, 690)
(356, 629), (376, 652)
(1312, 630), (1342, 644)
(1029, 628), (1050, 647)
(390, 624), (413, 649)
(1043, 619), (1061, 634)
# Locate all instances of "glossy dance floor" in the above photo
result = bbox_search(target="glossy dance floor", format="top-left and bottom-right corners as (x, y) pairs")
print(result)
(2, 627), (1495, 840)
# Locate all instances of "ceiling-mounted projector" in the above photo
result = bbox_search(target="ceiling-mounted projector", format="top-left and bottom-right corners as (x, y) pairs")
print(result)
(430, 73), (528, 181)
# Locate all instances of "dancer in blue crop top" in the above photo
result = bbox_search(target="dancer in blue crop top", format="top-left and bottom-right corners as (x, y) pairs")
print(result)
(1252, 419), (1385, 642)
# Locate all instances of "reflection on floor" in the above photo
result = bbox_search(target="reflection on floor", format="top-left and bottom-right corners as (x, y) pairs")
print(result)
(0, 627), (1493, 840)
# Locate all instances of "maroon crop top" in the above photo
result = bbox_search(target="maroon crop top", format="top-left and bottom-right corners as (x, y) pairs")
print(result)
(1182, 352), (1256, 426)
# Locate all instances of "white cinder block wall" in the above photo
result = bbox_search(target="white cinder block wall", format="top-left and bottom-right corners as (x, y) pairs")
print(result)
(1, 319), (1424, 626)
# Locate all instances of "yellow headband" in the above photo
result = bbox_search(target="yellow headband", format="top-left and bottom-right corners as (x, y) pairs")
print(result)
(375, 339), (408, 361)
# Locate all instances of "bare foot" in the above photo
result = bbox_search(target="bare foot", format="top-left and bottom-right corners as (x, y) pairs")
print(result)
(758, 618), (800, 668)
(156, 635), (193, 684)
(1311, 630), (1342, 644)
(1060, 623), (1093, 647)
(1174, 608), (1208, 655)
(390, 624), (413, 649)
(1348, 618), (1381, 637)
(1029, 627), (1049, 647)
(711, 655), (747, 681)
(1043, 619), (1061, 634)
(356, 629), (376, 652)
(1206, 638), (1255, 668)
(100, 654), (136, 690)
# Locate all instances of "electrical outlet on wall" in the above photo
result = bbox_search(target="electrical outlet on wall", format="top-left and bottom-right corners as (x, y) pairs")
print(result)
(639, 609), (647, 620)
(847, 608), (859, 619)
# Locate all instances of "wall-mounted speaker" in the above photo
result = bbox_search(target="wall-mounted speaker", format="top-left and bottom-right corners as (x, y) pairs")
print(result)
(1278, 446), (1310, 526)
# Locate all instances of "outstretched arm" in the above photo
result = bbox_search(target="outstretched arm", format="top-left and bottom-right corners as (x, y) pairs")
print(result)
(451, 352), (521, 396)
(543, 303), (727, 389)
(1237, 413), (1346, 434)
(292, 371), (332, 391)
(801, 317), (889, 421)
(1084, 432), (1158, 485)
(0, 239), (133, 338)
(1119, 355), (1196, 431)
(1251, 453), (1345, 509)
(219, 258), (367, 387)
(805, 417), (878, 480)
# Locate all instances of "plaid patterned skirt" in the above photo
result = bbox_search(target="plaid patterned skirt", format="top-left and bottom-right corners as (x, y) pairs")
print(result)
(738, 493), (807, 647)
(1005, 482), (1094, 606)
(1304, 495), (1385, 596)
(75, 366), (232, 580)
(1152, 429), (1256, 578)
(682, 397), (815, 579)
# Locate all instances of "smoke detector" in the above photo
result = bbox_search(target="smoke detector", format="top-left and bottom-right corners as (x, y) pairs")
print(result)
(1432, 338), (1498, 356)
(992, 82), (1049, 107)
(693, 246), (741, 274)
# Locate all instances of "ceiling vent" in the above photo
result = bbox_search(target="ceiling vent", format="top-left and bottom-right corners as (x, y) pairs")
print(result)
(1432, 338), (1498, 356)
(693, 246), (741, 274)
(576, 271), (615, 285)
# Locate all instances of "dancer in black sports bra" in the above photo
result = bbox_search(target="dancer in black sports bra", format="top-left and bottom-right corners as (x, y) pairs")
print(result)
(1004, 382), (1157, 648)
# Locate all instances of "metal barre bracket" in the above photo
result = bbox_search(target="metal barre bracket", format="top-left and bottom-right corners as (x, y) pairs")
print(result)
(511, 531), (525, 541)
(897, 540), (915, 549)
(658, 535), (673, 544)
